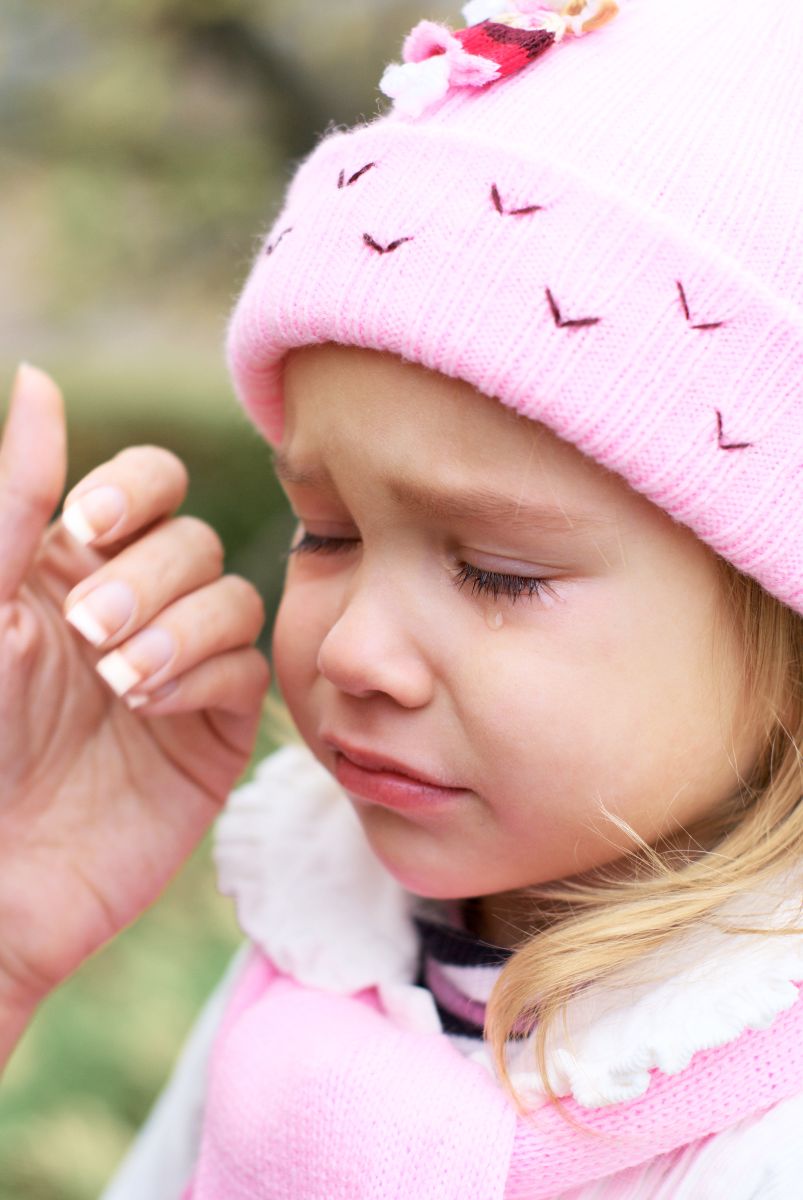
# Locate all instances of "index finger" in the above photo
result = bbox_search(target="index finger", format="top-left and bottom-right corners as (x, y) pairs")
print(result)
(60, 444), (190, 551)
(0, 364), (66, 604)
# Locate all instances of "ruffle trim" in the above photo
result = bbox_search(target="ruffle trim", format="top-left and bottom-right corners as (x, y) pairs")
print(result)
(214, 743), (803, 1108)
(214, 744), (419, 993)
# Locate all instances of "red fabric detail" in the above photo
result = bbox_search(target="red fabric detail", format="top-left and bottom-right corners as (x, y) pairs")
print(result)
(456, 21), (556, 79)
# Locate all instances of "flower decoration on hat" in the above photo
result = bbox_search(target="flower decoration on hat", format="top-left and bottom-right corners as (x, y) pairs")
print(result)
(380, 0), (619, 117)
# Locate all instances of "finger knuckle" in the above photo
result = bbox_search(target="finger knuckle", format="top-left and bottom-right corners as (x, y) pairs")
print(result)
(240, 647), (271, 694)
(176, 515), (225, 565)
(0, 604), (41, 666)
(226, 576), (266, 628)
(252, 654), (272, 691)
(3, 472), (59, 519)
(116, 445), (189, 491)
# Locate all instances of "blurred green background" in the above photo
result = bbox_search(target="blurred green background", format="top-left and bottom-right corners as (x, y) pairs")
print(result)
(0, 1), (449, 1195)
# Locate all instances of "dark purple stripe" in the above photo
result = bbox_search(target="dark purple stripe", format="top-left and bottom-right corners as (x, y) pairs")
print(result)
(425, 958), (490, 1031)
(414, 916), (512, 968)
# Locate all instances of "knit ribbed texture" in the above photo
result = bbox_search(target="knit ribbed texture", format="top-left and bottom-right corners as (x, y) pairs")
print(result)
(505, 981), (803, 1199)
(227, 0), (803, 615)
(190, 955), (517, 1199)
(186, 951), (803, 1199)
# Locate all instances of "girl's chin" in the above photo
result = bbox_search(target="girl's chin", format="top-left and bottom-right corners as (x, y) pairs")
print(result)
(349, 818), (483, 900)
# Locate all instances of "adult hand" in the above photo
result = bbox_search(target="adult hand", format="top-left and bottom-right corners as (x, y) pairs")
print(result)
(0, 365), (269, 1067)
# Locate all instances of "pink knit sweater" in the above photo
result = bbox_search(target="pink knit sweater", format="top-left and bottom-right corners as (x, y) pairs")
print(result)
(182, 951), (803, 1199)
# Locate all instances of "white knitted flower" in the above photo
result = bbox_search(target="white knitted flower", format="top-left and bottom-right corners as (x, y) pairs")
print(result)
(494, 9), (567, 36)
(379, 19), (500, 117)
(461, 0), (617, 38)
(379, 55), (455, 118)
(561, 0), (620, 36)
(461, 0), (509, 23)
(380, 0), (618, 117)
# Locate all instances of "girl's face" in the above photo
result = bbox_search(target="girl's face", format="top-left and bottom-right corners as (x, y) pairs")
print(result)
(272, 344), (760, 928)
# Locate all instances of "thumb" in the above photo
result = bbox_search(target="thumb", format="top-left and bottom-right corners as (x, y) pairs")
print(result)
(0, 364), (67, 604)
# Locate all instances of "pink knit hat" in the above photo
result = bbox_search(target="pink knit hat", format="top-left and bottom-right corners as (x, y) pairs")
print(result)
(226, 0), (803, 617)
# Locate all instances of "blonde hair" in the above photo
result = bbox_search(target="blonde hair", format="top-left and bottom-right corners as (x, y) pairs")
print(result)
(485, 558), (803, 1111)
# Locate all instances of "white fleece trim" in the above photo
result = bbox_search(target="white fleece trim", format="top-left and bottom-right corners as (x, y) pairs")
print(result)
(213, 744), (419, 993)
(214, 743), (803, 1109)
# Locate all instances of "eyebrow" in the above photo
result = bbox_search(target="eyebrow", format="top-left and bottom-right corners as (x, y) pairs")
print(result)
(270, 449), (614, 536)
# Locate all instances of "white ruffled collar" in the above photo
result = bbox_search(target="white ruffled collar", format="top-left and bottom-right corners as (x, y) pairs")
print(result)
(214, 743), (803, 1109)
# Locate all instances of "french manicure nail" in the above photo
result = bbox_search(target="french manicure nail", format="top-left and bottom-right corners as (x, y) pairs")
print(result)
(12, 361), (43, 395)
(96, 628), (175, 697)
(12, 362), (30, 394)
(65, 581), (136, 646)
(62, 486), (127, 545)
(125, 679), (178, 710)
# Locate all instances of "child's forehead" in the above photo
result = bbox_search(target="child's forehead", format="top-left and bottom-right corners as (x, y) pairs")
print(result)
(279, 343), (652, 534)
(284, 343), (571, 465)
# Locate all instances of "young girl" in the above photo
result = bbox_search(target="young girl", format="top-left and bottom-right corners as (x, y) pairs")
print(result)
(2, 0), (802, 1195)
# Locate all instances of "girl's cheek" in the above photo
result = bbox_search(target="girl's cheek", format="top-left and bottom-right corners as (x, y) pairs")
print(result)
(272, 578), (332, 685)
(271, 588), (310, 688)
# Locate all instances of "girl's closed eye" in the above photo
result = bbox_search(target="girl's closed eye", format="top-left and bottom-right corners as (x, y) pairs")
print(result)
(287, 530), (355, 556)
(286, 529), (560, 605)
(451, 562), (558, 605)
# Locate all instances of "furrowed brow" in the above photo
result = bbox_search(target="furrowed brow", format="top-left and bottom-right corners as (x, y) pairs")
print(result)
(388, 480), (612, 534)
(271, 449), (612, 536)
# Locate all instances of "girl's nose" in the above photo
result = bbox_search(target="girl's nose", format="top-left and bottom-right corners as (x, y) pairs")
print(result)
(316, 576), (434, 708)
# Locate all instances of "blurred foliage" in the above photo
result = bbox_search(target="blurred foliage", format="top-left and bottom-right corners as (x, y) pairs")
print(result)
(0, 832), (244, 1200)
(0, 0), (449, 1195)
(0, 0), (448, 362)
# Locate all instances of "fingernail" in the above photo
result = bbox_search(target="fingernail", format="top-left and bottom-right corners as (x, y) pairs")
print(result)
(126, 679), (178, 710)
(96, 628), (176, 696)
(12, 362), (29, 395)
(65, 581), (136, 646)
(62, 486), (126, 545)
(12, 361), (40, 394)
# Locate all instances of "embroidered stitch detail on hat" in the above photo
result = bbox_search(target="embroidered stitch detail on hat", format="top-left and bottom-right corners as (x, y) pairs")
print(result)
(380, 0), (619, 118)
(338, 162), (377, 188)
(491, 182), (545, 215)
(265, 227), (293, 256)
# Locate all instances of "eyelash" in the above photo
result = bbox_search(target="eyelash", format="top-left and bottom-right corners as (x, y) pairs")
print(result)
(287, 531), (557, 605)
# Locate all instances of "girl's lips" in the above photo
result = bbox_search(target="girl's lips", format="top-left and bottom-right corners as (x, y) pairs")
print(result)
(333, 751), (468, 812)
(322, 734), (459, 788)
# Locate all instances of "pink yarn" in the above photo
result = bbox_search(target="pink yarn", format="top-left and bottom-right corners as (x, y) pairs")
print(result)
(183, 952), (803, 1199)
(227, 0), (803, 616)
(189, 954), (515, 1199)
(403, 20), (500, 86)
